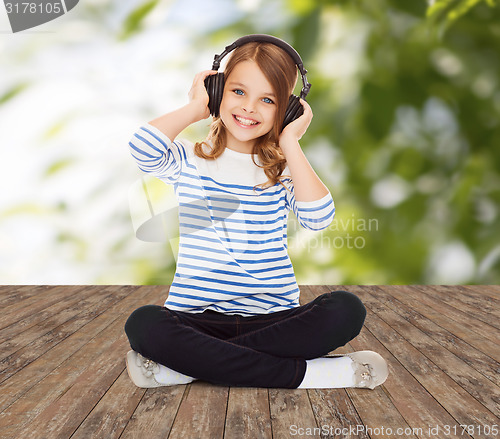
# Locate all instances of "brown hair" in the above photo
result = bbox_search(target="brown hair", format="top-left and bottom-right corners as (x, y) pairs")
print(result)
(194, 42), (298, 190)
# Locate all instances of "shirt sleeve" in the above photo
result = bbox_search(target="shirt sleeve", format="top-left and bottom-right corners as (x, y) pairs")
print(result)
(128, 123), (187, 184)
(282, 174), (336, 231)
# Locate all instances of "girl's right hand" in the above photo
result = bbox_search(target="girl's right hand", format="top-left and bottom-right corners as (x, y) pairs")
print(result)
(188, 70), (218, 121)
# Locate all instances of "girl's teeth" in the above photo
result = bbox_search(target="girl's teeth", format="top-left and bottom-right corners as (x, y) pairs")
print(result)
(235, 116), (258, 126)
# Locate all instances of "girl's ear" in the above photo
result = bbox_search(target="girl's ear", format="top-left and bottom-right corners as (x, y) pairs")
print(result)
(205, 73), (225, 117)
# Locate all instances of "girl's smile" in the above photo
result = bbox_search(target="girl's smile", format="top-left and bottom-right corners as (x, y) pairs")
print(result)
(219, 60), (277, 153)
(232, 114), (260, 127)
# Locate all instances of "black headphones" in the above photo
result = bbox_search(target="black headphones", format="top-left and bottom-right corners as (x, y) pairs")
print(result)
(204, 34), (312, 131)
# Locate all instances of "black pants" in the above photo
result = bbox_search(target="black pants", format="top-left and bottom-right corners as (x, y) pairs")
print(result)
(124, 290), (366, 389)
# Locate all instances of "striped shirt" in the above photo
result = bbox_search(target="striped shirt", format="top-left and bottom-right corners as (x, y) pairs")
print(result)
(129, 123), (335, 315)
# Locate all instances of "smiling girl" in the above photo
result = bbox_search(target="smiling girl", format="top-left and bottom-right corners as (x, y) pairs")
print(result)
(125, 35), (388, 390)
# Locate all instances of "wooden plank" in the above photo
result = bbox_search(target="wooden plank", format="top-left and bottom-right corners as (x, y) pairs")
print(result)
(0, 285), (90, 330)
(224, 387), (272, 439)
(269, 389), (318, 439)
(70, 370), (147, 439)
(166, 381), (229, 439)
(354, 286), (500, 421)
(444, 285), (500, 319)
(0, 285), (131, 383)
(10, 286), (164, 438)
(403, 285), (500, 348)
(365, 285), (500, 388)
(0, 286), (122, 377)
(345, 388), (418, 439)
(343, 294), (473, 439)
(0, 285), (53, 307)
(288, 286), (377, 439)
(308, 286), (424, 439)
(340, 286), (498, 438)
(318, 285), (478, 439)
(120, 385), (186, 439)
(381, 285), (500, 362)
(467, 284), (500, 300)
(15, 335), (129, 438)
(308, 389), (371, 439)
(0, 286), (163, 437)
(0, 285), (139, 413)
(418, 285), (500, 330)
(0, 285), (97, 345)
(2, 284), (499, 439)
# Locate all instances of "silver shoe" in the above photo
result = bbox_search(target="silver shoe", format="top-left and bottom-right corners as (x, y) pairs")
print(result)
(347, 351), (389, 389)
(325, 350), (389, 390)
(126, 350), (163, 388)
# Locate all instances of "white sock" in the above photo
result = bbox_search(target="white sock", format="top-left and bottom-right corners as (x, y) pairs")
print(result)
(154, 364), (195, 386)
(298, 356), (355, 389)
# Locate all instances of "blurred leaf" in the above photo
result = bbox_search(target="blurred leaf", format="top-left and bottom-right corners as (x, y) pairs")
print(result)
(427, 0), (480, 22)
(42, 116), (72, 141)
(119, 0), (160, 40)
(290, 7), (321, 62)
(426, 0), (497, 36)
(287, 0), (318, 15)
(360, 82), (399, 141)
(0, 83), (29, 104)
(56, 232), (88, 261)
(44, 159), (75, 177)
(1, 203), (48, 218)
(387, 0), (427, 17)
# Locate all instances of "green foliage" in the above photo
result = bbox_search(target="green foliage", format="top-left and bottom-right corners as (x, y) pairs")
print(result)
(2, 0), (499, 284)
(0, 83), (29, 104)
(119, 0), (160, 40)
(43, 159), (76, 177)
(427, 0), (498, 37)
(282, 0), (500, 283)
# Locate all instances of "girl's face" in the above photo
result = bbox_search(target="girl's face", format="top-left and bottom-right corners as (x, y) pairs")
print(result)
(219, 60), (277, 153)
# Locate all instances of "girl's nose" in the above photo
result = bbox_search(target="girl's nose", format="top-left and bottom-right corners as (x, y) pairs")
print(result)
(242, 99), (256, 113)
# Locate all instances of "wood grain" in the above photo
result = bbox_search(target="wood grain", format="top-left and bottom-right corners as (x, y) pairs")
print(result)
(224, 387), (272, 439)
(0, 285), (498, 439)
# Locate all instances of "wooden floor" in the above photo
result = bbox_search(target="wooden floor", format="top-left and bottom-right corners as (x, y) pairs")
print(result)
(0, 285), (499, 439)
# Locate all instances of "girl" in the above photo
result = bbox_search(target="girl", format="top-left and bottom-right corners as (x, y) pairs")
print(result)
(125, 35), (388, 390)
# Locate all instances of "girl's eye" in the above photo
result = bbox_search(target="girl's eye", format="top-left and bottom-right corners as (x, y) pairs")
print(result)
(234, 89), (244, 96)
(262, 97), (274, 104)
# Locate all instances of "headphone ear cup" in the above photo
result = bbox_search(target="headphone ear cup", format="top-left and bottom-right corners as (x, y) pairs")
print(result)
(204, 73), (225, 117)
(215, 73), (224, 117)
(282, 95), (304, 131)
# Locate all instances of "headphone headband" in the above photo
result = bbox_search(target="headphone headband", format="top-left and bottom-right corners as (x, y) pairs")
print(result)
(211, 34), (311, 99)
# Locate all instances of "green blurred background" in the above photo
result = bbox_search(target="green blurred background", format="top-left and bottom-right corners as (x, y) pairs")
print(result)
(0, 0), (499, 285)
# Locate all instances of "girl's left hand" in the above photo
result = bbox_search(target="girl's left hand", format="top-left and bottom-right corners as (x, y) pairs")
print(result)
(279, 99), (313, 143)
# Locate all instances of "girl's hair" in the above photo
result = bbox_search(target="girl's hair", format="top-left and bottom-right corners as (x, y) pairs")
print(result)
(194, 42), (298, 190)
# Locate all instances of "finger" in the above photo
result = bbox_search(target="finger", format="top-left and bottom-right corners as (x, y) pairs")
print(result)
(199, 70), (218, 81)
(300, 99), (313, 121)
(299, 98), (312, 113)
(192, 70), (216, 86)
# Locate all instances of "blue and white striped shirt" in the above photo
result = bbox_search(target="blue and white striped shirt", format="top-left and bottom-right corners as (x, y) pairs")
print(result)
(129, 123), (335, 315)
